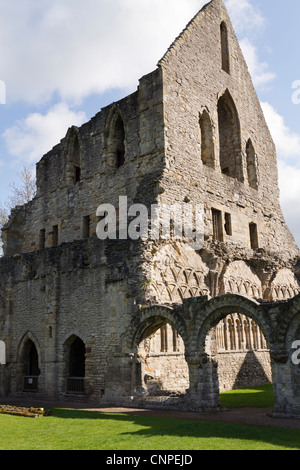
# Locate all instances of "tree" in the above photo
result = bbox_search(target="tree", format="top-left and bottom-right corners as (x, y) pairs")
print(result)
(6, 165), (36, 209)
(0, 165), (36, 255)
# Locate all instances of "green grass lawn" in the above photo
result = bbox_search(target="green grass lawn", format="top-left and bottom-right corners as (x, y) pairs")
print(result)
(220, 384), (274, 409)
(0, 385), (299, 451)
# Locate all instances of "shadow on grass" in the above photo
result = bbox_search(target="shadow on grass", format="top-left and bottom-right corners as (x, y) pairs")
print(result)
(48, 407), (300, 450)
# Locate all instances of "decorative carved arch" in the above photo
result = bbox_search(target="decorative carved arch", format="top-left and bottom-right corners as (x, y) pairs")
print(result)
(268, 269), (300, 301)
(219, 260), (262, 299)
(195, 294), (271, 354)
(123, 305), (188, 353)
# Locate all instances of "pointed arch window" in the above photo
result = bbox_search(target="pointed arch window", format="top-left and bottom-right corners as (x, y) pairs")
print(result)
(22, 339), (40, 391)
(217, 90), (242, 181)
(108, 112), (126, 169)
(199, 110), (214, 168)
(246, 139), (258, 189)
(65, 127), (82, 184)
(66, 336), (86, 394)
(220, 22), (230, 74)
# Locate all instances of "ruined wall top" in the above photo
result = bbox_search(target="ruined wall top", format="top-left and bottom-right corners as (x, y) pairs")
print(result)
(1, 0), (299, 260)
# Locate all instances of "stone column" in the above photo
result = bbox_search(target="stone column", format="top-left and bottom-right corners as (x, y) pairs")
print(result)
(101, 353), (135, 406)
(185, 352), (220, 411)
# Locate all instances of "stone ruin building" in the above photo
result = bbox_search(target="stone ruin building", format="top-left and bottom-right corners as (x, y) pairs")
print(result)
(1, 0), (300, 418)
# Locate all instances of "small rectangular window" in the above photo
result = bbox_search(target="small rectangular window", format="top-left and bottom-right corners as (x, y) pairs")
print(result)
(52, 225), (58, 246)
(224, 213), (232, 236)
(82, 215), (90, 239)
(39, 229), (46, 249)
(249, 223), (258, 250)
(212, 209), (224, 242)
(74, 166), (81, 183)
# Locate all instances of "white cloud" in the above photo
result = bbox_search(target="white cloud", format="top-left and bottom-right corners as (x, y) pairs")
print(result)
(261, 102), (300, 160)
(224, 0), (275, 89)
(0, 0), (203, 105)
(225, 0), (264, 35)
(277, 160), (300, 246)
(2, 103), (87, 163)
(260, 101), (300, 246)
(240, 39), (275, 88)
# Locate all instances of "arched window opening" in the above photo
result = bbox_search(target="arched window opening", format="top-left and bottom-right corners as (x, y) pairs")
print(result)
(66, 336), (86, 394)
(112, 114), (126, 168)
(22, 339), (40, 392)
(220, 22), (230, 74)
(65, 129), (82, 184)
(207, 313), (272, 393)
(246, 139), (258, 189)
(72, 136), (81, 183)
(218, 91), (242, 181)
(199, 110), (214, 167)
(136, 322), (189, 398)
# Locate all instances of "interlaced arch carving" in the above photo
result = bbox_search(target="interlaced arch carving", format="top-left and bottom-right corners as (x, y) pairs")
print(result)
(149, 243), (210, 304)
(219, 260), (262, 299)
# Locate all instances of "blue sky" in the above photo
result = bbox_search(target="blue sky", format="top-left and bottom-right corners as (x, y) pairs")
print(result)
(0, 0), (300, 245)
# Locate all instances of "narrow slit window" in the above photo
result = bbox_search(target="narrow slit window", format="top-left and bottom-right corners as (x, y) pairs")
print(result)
(249, 223), (259, 250)
(52, 225), (58, 247)
(160, 325), (168, 352)
(83, 215), (90, 239)
(199, 110), (214, 167)
(220, 22), (230, 74)
(224, 213), (232, 236)
(39, 229), (46, 249)
(212, 209), (224, 242)
(74, 165), (81, 183)
(114, 115), (126, 168)
(246, 139), (258, 189)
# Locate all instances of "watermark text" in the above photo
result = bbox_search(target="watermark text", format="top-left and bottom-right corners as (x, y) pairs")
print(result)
(292, 340), (300, 365)
(96, 197), (204, 249)
(292, 80), (300, 105)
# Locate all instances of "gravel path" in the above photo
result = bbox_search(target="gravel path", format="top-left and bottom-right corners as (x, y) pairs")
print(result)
(3, 399), (300, 429)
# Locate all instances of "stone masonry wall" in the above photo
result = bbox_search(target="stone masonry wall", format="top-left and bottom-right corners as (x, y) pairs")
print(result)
(217, 350), (272, 392)
(2, 69), (165, 257)
(0, 237), (147, 402)
(157, 0), (298, 257)
(0, 0), (300, 415)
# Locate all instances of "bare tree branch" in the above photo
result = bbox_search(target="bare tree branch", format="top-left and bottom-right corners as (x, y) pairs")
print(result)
(0, 165), (36, 256)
